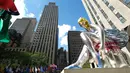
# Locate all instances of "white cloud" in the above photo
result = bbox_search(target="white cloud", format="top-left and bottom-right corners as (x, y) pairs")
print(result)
(61, 35), (68, 46)
(26, 13), (35, 17)
(11, 0), (27, 23)
(9, 0), (35, 28)
(58, 24), (71, 38)
(58, 24), (77, 46)
(72, 26), (76, 30)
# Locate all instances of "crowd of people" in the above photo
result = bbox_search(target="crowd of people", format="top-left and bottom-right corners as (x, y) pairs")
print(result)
(0, 65), (59, 73)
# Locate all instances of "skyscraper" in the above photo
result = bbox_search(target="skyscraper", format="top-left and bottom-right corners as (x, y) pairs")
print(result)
(68, 31), (84, 64)
(82, 0), (130, 51)
(57, 47), (67, 71)
(82, 0), (130, 30)
(30, 2), (58, 64)
(10, 18), (37, 48)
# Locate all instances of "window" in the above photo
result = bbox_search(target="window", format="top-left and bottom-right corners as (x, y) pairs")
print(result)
(93, 0), (101, 8)
(102, 0), (126, 23)
(108, 20), (117, 29)
(116, 12), (121, 18)
(99, 21), (105, 28)
(84, 0), (98, 24)
(88, 0), (97, 14)
(120, 17), (126, 23)
(105, 1), (109, 6)
(93, 0), (108, 19)
(116, 12), (126, 23)
(100, 9), (108, 19)
(119, 0), (130, 9)
(109, 6), (115, 11)
(102, 0), (115, 12)
(97, 15), (100, 20)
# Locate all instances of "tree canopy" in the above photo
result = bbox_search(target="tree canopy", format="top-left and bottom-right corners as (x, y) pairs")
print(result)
(0, 49), (48, 67)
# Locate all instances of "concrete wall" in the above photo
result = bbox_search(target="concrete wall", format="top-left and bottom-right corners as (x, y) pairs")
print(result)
(61, 68), (130, 73)
(127, 26), (130, 52)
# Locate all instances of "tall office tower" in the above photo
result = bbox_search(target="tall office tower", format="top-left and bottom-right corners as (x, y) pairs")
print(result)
(30, 2), (58, 64)
(57, 47), (67, 71)
(10, 18), (37, 48)
(68, 31), (84, 64)
(82, 0), (130, 51)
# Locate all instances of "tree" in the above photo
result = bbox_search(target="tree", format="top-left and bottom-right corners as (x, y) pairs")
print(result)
(0, 50), (48, 67)
(31, 53), (48, 66)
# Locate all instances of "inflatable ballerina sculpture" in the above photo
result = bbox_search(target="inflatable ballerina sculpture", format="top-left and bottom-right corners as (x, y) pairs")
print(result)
(64, 17), (130, 69)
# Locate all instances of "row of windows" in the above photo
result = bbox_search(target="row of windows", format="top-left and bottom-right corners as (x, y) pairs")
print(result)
(71, 45), (83, 48)
(5, 48), (26, 52)
(43, 7), (58, 18)
(33, 36), (52, 44)
(84, 0), (98, 24)
(88, 0), (97, 15)
(71, 49), (82, 52)
(88, 0), (105, 28)
(36, 29), (55, 35)
(99, 21), (105, 28)
(93, 0), (117, 29)
(102, 0), (126, 24)
(116, 12), (126, 23)
(100, 9), (108, 19)
(108, 20), (117, 29)
(35, 27), (56, 39)
(33, 35), (55, 48)
(93, 0), (109, 20)
(40, 18), (58, 27)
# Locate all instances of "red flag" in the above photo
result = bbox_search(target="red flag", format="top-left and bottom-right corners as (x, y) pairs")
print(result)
(0, 0), (19, 15)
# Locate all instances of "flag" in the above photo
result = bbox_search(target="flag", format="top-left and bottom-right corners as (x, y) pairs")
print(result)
(0, 18), (3, 31)
(0, 12), (11, 43)
(0, 0), (19, 15)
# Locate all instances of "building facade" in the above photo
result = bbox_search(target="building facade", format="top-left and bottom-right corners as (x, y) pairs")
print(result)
(29, 2), (58, 64)
(68, 31), (84, 64)
(10, 18), (37, 48)
(82, 0), (130, 51)
(57, 47), (67, 71)
(82, 0), (130, 30)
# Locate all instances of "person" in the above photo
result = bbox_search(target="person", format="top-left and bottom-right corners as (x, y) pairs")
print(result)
(25, 66), (30, 73)
(9, 66), (13, 73)
(40, 66), (44, 73)
(16, 66), (20, 73)
(63, 17), (129, 69)
(37, 67), (40, 73)
(29, 67), (33, 73)
(34, 67), (37, 73)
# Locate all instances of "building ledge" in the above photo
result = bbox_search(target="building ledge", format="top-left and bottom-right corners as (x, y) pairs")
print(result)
(61, 68), (130, 73)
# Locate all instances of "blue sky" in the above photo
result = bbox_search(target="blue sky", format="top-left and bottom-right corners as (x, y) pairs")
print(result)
(12, 0), (90, 50)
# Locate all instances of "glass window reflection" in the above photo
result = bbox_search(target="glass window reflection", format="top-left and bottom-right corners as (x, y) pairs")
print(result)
(120, 0), (130, 8)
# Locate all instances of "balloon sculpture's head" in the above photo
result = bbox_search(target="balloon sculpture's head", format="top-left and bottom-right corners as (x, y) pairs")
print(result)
(78, 17), (91, 31)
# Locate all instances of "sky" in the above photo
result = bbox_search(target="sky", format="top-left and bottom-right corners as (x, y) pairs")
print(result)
(11, 0), (90, 51)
